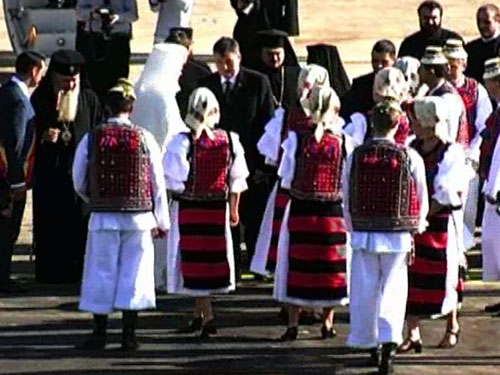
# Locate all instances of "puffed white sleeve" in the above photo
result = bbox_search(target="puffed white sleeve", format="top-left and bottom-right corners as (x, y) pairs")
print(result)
(442, 93), (464, 142)
(145, 131), (170, 231)
(342, 112), (368, 148)
(408, 148), (429, 233)
(433, 143), (468, 208)
(229, 132), (249, 193)
(163, 133), (190, 193)
(277, 131), (298, 189)
(257, 107), (286, 166)
(469, 84), (493, 162)
(72, 134), (90, 203)
(341, 153), (353, 232)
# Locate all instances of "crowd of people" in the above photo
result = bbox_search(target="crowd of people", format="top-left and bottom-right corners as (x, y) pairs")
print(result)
(2, 1), (500, 374)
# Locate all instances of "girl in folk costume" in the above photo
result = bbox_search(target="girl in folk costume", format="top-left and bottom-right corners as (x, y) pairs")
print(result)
(344, 100), (428, 375)
(480, 57), (500, 313)
(73, 79), (170, 351)
(252, 64), (331, 276)
(444, 39), (493, 251)
(273, 86), (351, 341)
(164, 87), (249, 338)
(399, 96), (467, 352)
(343, 67), (411, 148)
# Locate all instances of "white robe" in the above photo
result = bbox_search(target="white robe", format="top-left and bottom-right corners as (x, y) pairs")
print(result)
(150, 0), (194, 44)
(164, 131), (249, 296)
(73, 118), (169, 314)
(342, 137), (429, 348)
(272, 131), (353, 308)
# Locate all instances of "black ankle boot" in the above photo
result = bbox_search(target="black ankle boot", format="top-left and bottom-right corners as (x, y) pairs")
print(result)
(122, 311), (139, 351)
(78, 314), (108, 350)
(379, 342), (397, 375)
(369, 346), (381, 367)
(199, 318), (217, 339)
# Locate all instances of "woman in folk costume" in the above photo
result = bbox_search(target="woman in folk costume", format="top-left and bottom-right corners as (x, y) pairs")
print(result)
(73, 79), (170, 351)
(394, 56), (428, 99)
(130, 42), (188, 289)
(273, 86), (351, 341)
(251, 64), (331, 276)
(343, 67), (411, 147)
(399, 96), (467, 353)
(343, 100), (428, 375)
(164, 87), (249, 338)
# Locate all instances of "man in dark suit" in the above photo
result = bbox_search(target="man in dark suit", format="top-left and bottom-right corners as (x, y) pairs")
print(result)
(0, 52), (46, 293)
(198, 37), (274, 273)
(465, 4), (500, 84)
(340, 39), (397, 121)
(165, 27), (212, 119)
(398, 0), (462, 59)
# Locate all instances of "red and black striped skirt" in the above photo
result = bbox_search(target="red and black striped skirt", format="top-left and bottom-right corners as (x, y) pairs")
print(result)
(266, 188), (290, 273)
(407, 211), (450, 316)
(286, 199), (348, 302)
(178, 200), (231, 290)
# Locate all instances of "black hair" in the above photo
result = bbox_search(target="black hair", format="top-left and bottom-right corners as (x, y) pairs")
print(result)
(418, 0), (443, 16)
(165, 30), (191, 49)
(372, 39), (396, 57)
(213, 37), (240, 56)
(15, 51), (45, 76)
(423, 63), (449, 78)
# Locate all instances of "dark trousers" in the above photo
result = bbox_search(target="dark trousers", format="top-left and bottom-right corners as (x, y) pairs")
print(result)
(0, 199), (26, 286)
(77, 32), (131, 99)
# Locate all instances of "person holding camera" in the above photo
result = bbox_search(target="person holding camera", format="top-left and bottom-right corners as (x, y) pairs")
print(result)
(149, 0), (194, 45)
(76, 0), (138, 99)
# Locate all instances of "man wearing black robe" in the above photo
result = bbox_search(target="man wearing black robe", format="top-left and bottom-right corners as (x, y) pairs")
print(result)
(31, 50), (102, 283)
(465, 4), (500, 84)
(166, 27), (212, 119)
(398, 0), (462, 59)
(254, 30), (300, 111)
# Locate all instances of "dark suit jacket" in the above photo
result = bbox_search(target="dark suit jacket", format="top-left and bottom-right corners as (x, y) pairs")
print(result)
(340, 72), (375, 121)
(198, 67), (274, 172)
(0, 78), (35, 188)
(398, 28), (463, 59)
(465, 36), (500, 84)
(177, 57), (212, 119)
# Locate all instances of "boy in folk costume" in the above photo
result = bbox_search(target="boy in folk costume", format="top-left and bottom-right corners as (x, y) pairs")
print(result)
(343, 67), (411, 147)
(480, 57), (500, 313)
(164, 87), (249, 338)
(399, 97), (467, 352)
(252, 64), (331, 276)
(274, 86), (351, 341)
(344, 100), (428, 375)
(73, 79), (170, 350)
(444, 39), (493, 251)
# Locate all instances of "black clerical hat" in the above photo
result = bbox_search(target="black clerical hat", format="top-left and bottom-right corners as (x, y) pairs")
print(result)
(169, 27), (194, 40)
(49, 49), (85, 76)
(257, 29), (289, 49)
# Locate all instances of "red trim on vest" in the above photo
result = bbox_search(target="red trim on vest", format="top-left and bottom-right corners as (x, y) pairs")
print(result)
(480, 108), (500, 180)
(455, 77), (479, 145)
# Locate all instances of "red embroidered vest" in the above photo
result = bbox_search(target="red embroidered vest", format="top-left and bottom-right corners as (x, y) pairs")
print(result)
(89, 123), (153, 212)
(349, 140), (420, 231)
(290, 132), (344, 201)
(181, 130), (232, 201)
(455, 77), (479, 145)
(480, 108), (500, 180)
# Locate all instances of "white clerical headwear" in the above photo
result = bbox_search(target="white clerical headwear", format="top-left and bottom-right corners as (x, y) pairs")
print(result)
(413, 96), (449, 141)
(297, 64), (330, 115)
(185, 87), (220, 138)
(394, 56), (421, 96)
(373, 67), (408, 102)
(484, 57), (500, 81)
(443, 39), (467, 60)
(420, 46), (448, 65)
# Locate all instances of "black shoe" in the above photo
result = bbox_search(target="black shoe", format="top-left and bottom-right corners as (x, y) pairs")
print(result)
(485, 302), (500, 313)
(77, 314), (107, 350)
(199, 319), (217, 339)
(121, 311), (139, 351)
(397, 338), (423, 353)
(279, 327), (298, 342)
(369, 347), (381, 367)
(177, 317), (203, 333)
(320, 325), (337, 339)
(379, 343), (397, 375)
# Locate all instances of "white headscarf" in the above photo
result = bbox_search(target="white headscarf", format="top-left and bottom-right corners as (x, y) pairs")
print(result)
(308, 86), (342, 142)
(373, 67), (408, 102)
(297, 64), (330, 116)
(394, 56), (421, 97)
(413, 96), (450, 142)
(185, 88), (220, 139)
(131, 43), (189, 148)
